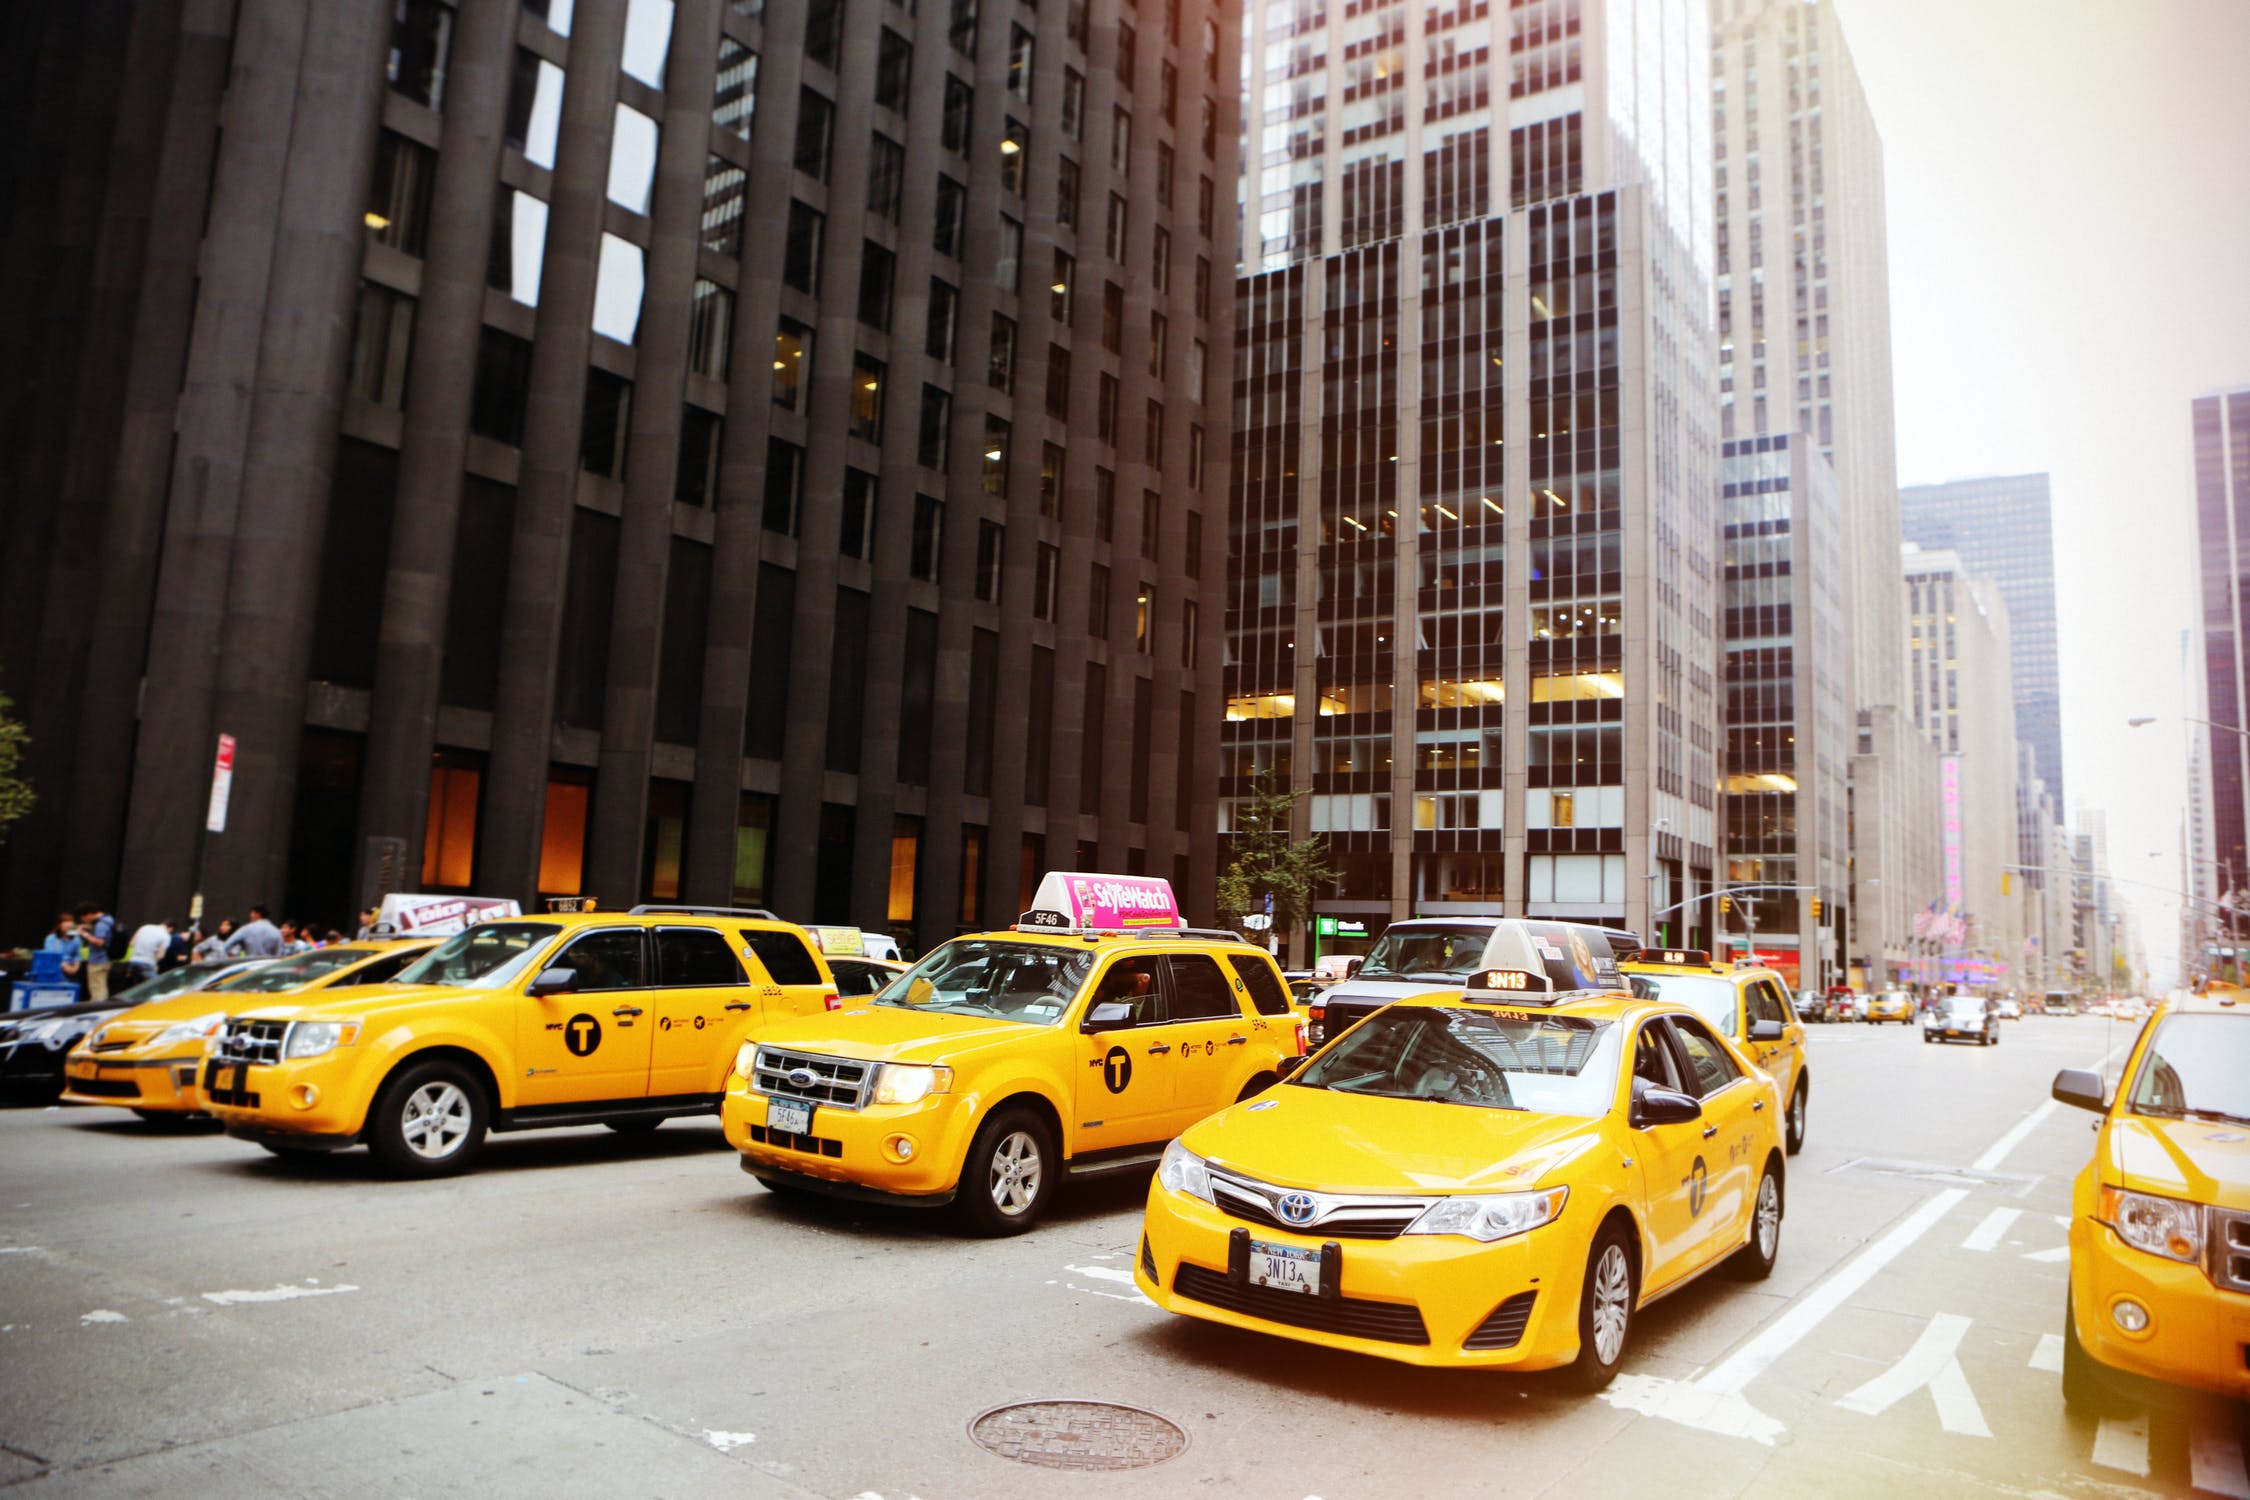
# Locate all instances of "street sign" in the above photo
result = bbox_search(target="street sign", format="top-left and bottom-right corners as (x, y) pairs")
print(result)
(1242, 913), (1273, 931)
(205, 733), (236, 834)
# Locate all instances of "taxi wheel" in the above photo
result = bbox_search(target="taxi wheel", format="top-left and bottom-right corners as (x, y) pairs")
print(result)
(955, 1107), (1055, 1237)
(2061, 1290), (2117, 1414)
(1564, 1224), (1637, 1392)
(1784, 1081), (1807, 1156)
(368, 1059), (488, 1178)
(1731, 1162), (1783, 1280)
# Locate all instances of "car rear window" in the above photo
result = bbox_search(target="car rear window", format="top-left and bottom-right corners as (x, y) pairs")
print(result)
(1167, 954), (1242, 1020)
(739, 927), (824, 986)
(1227, 954), (1292, 1016)
(657, 927), (747, 987)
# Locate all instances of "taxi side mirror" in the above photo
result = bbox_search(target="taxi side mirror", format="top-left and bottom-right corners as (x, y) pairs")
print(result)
(1275, 1054), (1307, 1079)
(1082, 1001), (1135, 1033)
(2052, 1067), (2107, 1113)
(1630, 1087), (1701, 1129)
(1748, 1018), (1785, 1043)
(528, 966), (579, 998)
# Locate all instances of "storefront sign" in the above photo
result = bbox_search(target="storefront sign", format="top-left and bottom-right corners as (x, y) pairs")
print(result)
(1314, 916), (1372, 938)
(377, 893), (523, 936)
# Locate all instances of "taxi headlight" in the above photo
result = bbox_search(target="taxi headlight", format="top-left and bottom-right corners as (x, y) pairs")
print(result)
(2099, 1186), (2204, 1263)
(1405, 1187), (1568, 1243)
(733, 1042), (758, 1081)
(152, 1012), (227, 1048)
(282, 1021), (360, 1061)
(1157, 1139), (1214, 1205)
(872, 1064), (953, 1106)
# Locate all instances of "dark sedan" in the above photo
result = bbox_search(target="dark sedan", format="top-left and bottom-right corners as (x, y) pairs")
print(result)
(0, 961), (266, 1102)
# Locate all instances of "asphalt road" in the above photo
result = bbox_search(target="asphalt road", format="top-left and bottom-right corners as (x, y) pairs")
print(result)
(1, 1013), (2243, 1498)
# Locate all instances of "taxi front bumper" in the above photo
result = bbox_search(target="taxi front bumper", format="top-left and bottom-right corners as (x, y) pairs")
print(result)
(199, 1050), (375, 1140)
(2070, 1217), (2250, 1402)
(1136, 1179), (1588, 1369)
(61, 1047), (208, 1112)
(720, 1077), (980, 1203)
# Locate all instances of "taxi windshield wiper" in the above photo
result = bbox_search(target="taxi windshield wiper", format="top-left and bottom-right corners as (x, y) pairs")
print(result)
(2179, 1105), (2250, 1126)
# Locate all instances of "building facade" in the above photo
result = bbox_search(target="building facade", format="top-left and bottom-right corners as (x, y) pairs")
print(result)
(0, 0), (1239, 949)
(2191, 388), (2250, 926)
(1226, 0), (1720, 960)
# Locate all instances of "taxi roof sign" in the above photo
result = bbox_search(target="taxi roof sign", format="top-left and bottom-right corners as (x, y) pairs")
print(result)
(807, 925), (866, 956)
(1637, 948), (1711, 969)
(1465, 967), (1551, 996)
(1020, 872), (1181, 933)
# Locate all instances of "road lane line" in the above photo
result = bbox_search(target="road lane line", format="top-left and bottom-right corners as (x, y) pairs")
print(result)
(1973, 1103), (2057, 1172)
(2190, 1423), (2250, 1499)
(1834, 1313), (1990, 1437)
(1697, 1187), (1970, 1397)
(2091, 1414), (2151, 1476)
(1961, 1207), (2018, 1252)
(2027, 1333), (2063, 1372)
(2020, 1246), (2069, 1264)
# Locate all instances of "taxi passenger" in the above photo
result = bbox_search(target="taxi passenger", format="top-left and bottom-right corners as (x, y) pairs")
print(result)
(1620, 949), (1809, 1154)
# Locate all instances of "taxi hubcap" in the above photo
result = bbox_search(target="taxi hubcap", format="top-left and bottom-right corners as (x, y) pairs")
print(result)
(1589, 1245), (1630, 1364)
(990, 1131), (1042, 1215)
(1756, 1175), (1780, 1258)
(401, 1082), (470, 1159)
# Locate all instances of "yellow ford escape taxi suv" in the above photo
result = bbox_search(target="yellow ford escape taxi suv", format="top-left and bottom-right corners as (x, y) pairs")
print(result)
(199, 905), (839, 1176)
(1621, 950), (1809, 1155)
(2051, 984), (2249, 1407)
(1137, 965), (1788, 1386)
(62, 942), (433, 1120)
(723, 873), (1304, 1235)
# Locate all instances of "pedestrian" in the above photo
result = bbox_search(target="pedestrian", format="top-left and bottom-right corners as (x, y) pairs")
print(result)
(355, 906), (381, 940)
(162, 921), (194, 971)
(74, 902), (116, 1003)
(194, 917), (236, 962)
(228, 906), (282, 958)
(41, 914), (84, 993)
(123, 917), (171, 986)
(277, 920), (311, 955)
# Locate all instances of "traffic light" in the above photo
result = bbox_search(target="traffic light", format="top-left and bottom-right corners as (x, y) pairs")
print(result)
(1719, 896), (1733, 915)
(2001, 872), (2012, 896)
(1811, 897), (1823, 920)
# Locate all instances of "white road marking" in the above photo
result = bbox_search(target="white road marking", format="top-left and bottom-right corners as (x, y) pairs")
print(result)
(1961, 1207), (2019, 1252)
(702, 1430), (756, 1452)
(2190, 1423), (2250, 1499)
(2027, 1333), (2064, 1372)
(1835, 1313), (1990, 1437)
(0, 1246), (41, 1254)
(2092, 1414), (2150, 1476)
(1973, 1102), (2057, 1172)
(1599, 1375), (1785, 1446)
(2020, 1246), (2070, 1264)
(1061, 1264), (1157, 1307)
(201, 1282), (360, 1306)
(1065, 1263), (1139, 1286)
(79, 1309), (128, 1325)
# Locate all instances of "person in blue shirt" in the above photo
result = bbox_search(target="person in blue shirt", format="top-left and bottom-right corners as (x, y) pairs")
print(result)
(73, 903), (116, 1002)
(39, 914), (85, 992)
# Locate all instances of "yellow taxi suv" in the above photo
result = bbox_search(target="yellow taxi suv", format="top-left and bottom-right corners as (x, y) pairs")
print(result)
(1865, 989), (1915, 1024)
(2051, 985), (2249, 1407)
(1622, 949), (1809, 1155)
(198, 904), (839, 1177)
(1136, 965), (1788, 1387)
(723, 873), (1304, 1236)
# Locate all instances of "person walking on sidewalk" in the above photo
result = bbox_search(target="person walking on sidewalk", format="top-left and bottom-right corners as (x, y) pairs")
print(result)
(228, 906), (282, 958)
(75, 903), (116, 1003)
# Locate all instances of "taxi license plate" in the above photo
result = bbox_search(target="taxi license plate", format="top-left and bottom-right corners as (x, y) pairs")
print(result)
(768, 1098), (813, 1136)
(1247, 1239), (1321, 1296)
(68, 1060), (95, 1077)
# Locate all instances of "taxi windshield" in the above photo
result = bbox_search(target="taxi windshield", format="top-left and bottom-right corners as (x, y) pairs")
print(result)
(1624, 972), (1737, 1037)
(112, 964), (238, 1006)
(873, 939), (1094, 1026)
(392, 923), (561, 989)
(1356, 925), (1492, 981)
(1292, 1007), (1622, 1115)
(2125, 1014), (2250, 1125)
(209, 948), (379, 994)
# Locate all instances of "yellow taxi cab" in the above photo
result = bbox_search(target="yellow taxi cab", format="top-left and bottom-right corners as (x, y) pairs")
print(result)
(722, 873), (1304, 1235)
(62, 942), (433, 1119)
(1865, 990), (1916, 1024)
(1135, 964), (1788, 1386)
(807, 926), (910, 999)
(1621, 949), (1810, 1155)
(2051, 984), (2249, 1407)
(198, 903), (839, 1177)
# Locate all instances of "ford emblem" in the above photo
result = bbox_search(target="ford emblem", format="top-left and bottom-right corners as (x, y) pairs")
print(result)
(1277, 1191), (1318, 1226)
(786, 1067), (818, 1088)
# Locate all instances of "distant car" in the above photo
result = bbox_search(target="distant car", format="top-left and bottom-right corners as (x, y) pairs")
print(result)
(1925, 993), (1998, 1046)
(1794, 989), (1827, 1022)
(1995, 998), (2022, 1021)
(1280, 971), (1327, 1005)
(1865, 991), (1915, 1024)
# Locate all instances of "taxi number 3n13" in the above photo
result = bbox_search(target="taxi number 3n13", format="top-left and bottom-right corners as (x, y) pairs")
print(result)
(1249, 1240), (1321, 1296)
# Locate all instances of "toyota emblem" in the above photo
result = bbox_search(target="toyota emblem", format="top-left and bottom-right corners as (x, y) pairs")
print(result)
(786, 1067), (818, 1089)
(1277, 1191), (1318, 1226)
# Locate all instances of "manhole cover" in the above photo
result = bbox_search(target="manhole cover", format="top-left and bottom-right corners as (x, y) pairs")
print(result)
(968, 1400), (1189, 1471)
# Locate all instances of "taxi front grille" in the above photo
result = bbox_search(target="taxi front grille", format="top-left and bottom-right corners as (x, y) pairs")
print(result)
(1174, 1263), (1429, 1346)
(753, 1048), (874, 1109)
(749, 1124), (843, 1158)
(2213, 1208), (2250, 1294)
(71, 1075), (141, 1099)
(1207, 1172), (1425, 1241)
(214, 1019), (286, 1067)
(1463, 1291), (1538, 1351)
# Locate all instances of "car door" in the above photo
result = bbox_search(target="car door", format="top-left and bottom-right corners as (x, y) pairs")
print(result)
(516, 927), (658, 1108)
(1741, 978), (1796, 1090)
(1629, 1019), (1710, 1294)
(1665, 1014), (1762, 1271)
(737, 926), (835, 1023)
(1161, 953), (1258, 1130)
(645, 925), (753, 1099)
(1072, 953), (1178, 1153)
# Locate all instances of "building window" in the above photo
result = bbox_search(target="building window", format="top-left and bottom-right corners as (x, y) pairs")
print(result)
(841, 468), (877, 559)
(1196, 175), (1213, 238)
(825, 588), (869, 772)
(868, 134), (906, 224)
(367, 132), (434, 256)
(1147, 312), (1167, 376)
(1045, 344), (1071, 417)
(918, 385), (951, 469)
(734, 793), (776, 906)
(1151, 227), (1170, 291)
(996, 214), (1022, 291)
(702, 156), (745, 256)
(1144, 400), (1163, 466)
(933, 175), (967, 256)
(422, 749), (481, 888)
(911, 494), (943, 579)
(714, 35), (757, 141)
(1140, 488), (1161, 558)
(943, 74), (974, 149)
(1062, 68), (1085, 138)
(470, 326), (533, 444)
(608, 102), (659, 212)
(1000, 118), (1029, 194)
(488, 188), (548, 306)
(899, 613), (938, 783)
(539, 768), (591, 896)
(849, 353), (887, 443)
(346, 281), (415, 409)
(889, 816), (921, 925)
(676, 404), (722, 506)
(687, 280), (733, 380)
(1008, 25), (1035, 99)
(1116, 20), (1136, 82)
(877, 28), (912, 112)
(388, 0), (454, 111)
(1193, 255), (1210, 316)
(1105, 193), (1128, 258)
(1087, 563), (1110, 638)
(620, 0), (671, 86)
(503, 50), (563, 167)
(805, 0), (843, 69)
(1056, 156), (1080, 230)
(1181, 600), (1197, 666)
(1097, 372), (1118, 443)
(1102, 281), (1123, 351)
(988, 312), (1016, 391)
(580, 367), (632, 478)
(1135, 584), (1154, 653)
(591, 233), (645, 344)
(1159, 60), (1177, 123)
(1095, 466), (1115, 539)
(975, 520), (1004, 601)
(1039, 442), (1064, 517)
(982, 413), (1010, 495)
(1033, 543), (1061, 621)
(926, 279), (959, 361)
(773, 318), (812, 409)
(948, 0), (977, 55)
(783, 200), (823, 292)
(858, 240), (895, 330)
(763, 436), (804, 533)
(1200, 96), (1216, 158)
(1187, 423), (1205, 488)
(1156, 142), (1174, 207)
(1187, 337), (1206, 403)
(795, 89), (835, 181)
(1184, 509), (1201, 575)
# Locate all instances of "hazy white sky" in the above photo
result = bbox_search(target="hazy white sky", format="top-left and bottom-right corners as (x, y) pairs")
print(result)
(1830, 0), (2250, 980)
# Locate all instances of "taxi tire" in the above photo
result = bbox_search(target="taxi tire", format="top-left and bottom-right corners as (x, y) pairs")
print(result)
(368, 1058), (488, 1178)
(1730, 1161), (1783, 1280)
(1564, 1223), (1637, 1392)
(1784, 1080), (1807, 1156)
(954, 1107), (1055, 1237)
(2061, 1290), (2118, 1414)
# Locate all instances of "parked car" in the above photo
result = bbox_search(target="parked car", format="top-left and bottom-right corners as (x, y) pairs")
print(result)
(1795, 989), (1827, 1022)
(0, 960), (269, 1103)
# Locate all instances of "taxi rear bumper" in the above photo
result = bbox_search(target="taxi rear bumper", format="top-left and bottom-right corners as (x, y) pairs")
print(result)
(2071, 1219), (2250, 1402)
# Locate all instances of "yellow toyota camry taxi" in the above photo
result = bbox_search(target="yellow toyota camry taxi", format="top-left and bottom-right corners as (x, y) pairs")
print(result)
(1136, 965), (1788, 1386)
(2052, 984), (2249, 1407)
(199, 904), (838, 1176)
(723, 874), (1304, 1235)
(62, 942), (432, 1120)
(1621, 950), (1810, 1155)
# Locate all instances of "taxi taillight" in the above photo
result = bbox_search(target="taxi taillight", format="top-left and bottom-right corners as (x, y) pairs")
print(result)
(823, 993), (841, 1011)
(1294, 1021), (1309, 1055)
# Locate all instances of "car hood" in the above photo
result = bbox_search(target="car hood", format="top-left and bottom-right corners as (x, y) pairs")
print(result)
(1317, 978), (1469, 1007)
(224, 984), (474, 1023)
(751, 1005), (1060, 1066)
(2103, 1115), (2250, 1210)
(1183, 1084), (1607, 1194)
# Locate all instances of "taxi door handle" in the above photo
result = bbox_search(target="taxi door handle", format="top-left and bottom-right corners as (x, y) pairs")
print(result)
(1225, 1036), (1247, 1046)
(723, 1001), (752, 1012)
(612, 1006), (645, 1018)
(1751, 1099), (1766, 1111)
(1700, 1125), (1718, 1139)
(1146, 1043), (1172, 1055)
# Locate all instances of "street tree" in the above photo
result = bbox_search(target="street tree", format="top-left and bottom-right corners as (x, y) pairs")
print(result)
(0, 691), (29, 845)
(1213, 774), (1337, 935)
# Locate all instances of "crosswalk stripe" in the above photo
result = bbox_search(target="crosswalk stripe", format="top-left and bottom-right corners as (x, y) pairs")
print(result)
(2092, 1414), (2151, 1477)
(2190, 1423), (2250, 1499)
(2021, 1245), (2070, 1263)
(1961, 1206), (2018, 1252)
(2027, 1333), (2063, 1372)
